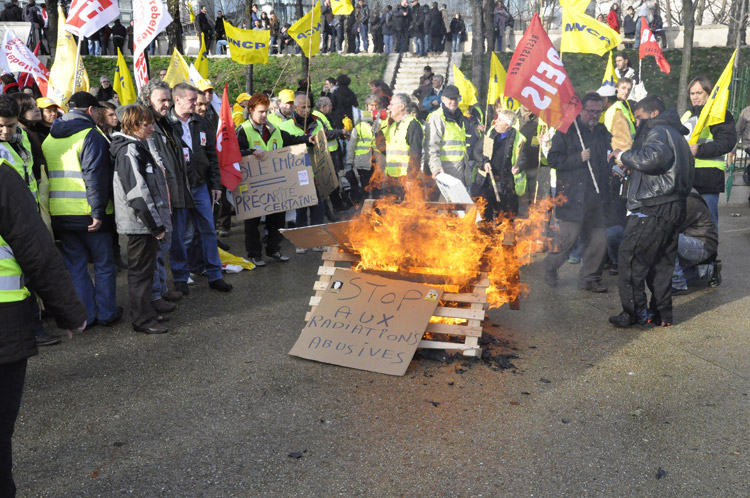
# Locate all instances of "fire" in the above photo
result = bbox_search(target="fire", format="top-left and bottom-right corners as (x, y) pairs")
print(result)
(344, 177), (554, 309)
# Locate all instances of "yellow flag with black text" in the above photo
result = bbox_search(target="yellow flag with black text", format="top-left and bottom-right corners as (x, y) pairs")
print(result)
(601, 51), (618, 89)
(689, 49), (736, 145)
(561, 7), (621, 56)
(288, 1), (322, 58)
(113, 48), (137, 105)
(224, 20), (271, 64)
(47, 6), (89, 110)
(452, 65), (477, 113)
(331, 0), (353, 15)
(163, 48), (191, 87)
(487, 52), (519, 111)
(195, 33), (209, 78)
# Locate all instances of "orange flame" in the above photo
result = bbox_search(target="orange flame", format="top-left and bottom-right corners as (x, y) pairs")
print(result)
(344, 177), (554, 308)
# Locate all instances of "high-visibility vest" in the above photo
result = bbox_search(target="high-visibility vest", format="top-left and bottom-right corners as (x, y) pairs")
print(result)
(279, 116), (322, 138)
(435, 108), (467, 165)
(353, 121), (374, 157)
(385, 116), (417, 177)
(43, 128), (114, 216)
(267, 112), (286, 129)
(0, 234), (30, 302)
(681, 110), (725, 171)
(0, 129), (38, 205)
(509, 125), (527, 196)
(312, 110), (338, 152)
(604, 100), (636, 136)
(239, 120), (283, 151)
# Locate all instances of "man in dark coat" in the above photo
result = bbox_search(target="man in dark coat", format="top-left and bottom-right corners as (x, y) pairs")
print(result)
(609, 96), (694, 327)
(197, 5), (215, 55)
(543, 93), (612, 292)
(111, 19), (127, 54)
(0, 161), (87, 497)
(330, 74), (358, 129)
(0, 0), (23, 21)
(429, 2), (445, 53)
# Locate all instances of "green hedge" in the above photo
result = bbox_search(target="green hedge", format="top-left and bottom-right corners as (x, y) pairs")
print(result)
(83, 54), (388, 104)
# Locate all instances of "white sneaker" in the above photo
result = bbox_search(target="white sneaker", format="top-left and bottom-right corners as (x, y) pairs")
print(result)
(312, 246), (326, 252)
(295, 247), (307, 254)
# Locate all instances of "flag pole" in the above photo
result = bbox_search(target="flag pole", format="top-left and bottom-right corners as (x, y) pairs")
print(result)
(573, 119), (600, 194)
(73, 35), (83, 90)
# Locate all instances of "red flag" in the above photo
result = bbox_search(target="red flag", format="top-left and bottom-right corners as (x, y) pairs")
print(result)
(16, 41), (48, 96)
(505, 13), (581, 133)
(638, 19), (670, 74)
(216, 83), (243, 191)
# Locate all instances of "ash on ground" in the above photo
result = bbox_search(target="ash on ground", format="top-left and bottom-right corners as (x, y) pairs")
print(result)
(413, 332), (520, 372)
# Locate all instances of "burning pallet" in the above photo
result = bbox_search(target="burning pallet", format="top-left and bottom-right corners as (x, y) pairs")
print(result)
(301, 200), (521, 358)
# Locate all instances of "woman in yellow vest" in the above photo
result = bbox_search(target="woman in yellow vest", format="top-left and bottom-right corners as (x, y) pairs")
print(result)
(346, 94), (387, 198)
(477, 109), (527, 221)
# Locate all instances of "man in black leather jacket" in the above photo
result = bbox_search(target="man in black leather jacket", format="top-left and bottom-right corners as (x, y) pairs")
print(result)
(608, 96), (694, 328)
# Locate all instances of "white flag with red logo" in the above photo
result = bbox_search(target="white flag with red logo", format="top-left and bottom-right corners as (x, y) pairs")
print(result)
(64, 0), (120, 39)
(132, 0), (173, 89)
(216, 83), (243, 191)
(0, 30), (50, 83)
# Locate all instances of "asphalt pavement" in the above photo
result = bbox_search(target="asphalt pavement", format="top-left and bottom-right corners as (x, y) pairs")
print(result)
(13, 202), (749, 497)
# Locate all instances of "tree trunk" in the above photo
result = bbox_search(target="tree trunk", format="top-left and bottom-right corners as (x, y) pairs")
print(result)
(167, 0), (184, 53)
(727, 0), (748, 47)
(695, 0), (706, 26)
(471, 0), (484, 103)
(678, 0), (696, 116)
(483, 0), (494, 57)
(47, 0), (58, 60)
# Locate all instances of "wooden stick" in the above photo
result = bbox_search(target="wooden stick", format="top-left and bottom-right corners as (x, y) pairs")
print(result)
(489, 169), (501, 202)
(573, 119), (600, 194)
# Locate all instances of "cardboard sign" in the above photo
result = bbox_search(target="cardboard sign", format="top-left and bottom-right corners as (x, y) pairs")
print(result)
(434, 172), (474, 204)
(289, 268), (443, 376)
(280, 221), (352, 249)
(232, 144), (318, 220)
(311, 129), (338, 197)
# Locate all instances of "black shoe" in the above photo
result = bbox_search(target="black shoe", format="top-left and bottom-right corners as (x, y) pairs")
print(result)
(544, 269), (558, 287)
(708, 260), (722, 287)
(162, 290), (183, 302)
(267, 251), (290, 262)
(217, 239), (230, 251)
(579, 281), (607, 293)
(36, 331), (62, 346)
(174, 281), (190, 296)
(671, 287), (689, 296)
(156, 314), (170, 322)
(209, 278), (233, 292)
(100, 306), (124, 326)
(608, 311), (645, 328)
(609, 265), (619, 276)
(152, 298), (176, 314)
(133, 324), (168, 334)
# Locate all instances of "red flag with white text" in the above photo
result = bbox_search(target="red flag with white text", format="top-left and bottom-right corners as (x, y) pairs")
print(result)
(216, 83), (243, 191)
(505, 13), (581, 133)
(638, 19), (670, 74)
(64, 0), (120, 39)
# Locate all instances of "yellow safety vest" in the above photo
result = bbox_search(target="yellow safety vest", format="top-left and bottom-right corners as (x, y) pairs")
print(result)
(239, 120), (283, 151)
(279, 116), (322, 138)
(681, 110), (725, 171)
(0, 129), (38, 205)
(354, 121), (374, 157)
(604, 100), (636, 136)
(312, 110), (338, 152)
(0, 234), (30, 302)
(267, 112), (286, 129)
(43, 128), (114, 216)
(435, 108), (467, 165)
(385, 116), (416, 177)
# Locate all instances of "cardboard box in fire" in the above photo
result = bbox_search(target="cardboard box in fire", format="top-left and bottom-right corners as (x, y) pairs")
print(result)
(289, 268), (443, 376)
(311, 129), (338, 198)
(433, 173), (482, 221)
(231, 144), (318, 221)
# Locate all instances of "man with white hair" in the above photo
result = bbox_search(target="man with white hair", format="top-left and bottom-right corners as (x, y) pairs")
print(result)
(384, 93), (423, 184)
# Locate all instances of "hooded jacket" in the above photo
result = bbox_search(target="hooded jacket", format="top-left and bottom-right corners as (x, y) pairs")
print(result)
(0, 1), (23, 21)
(110, 132), (170, 236)
(167, 109), (221, 192)
(620, 108), (694, 211)
(42, 109), (113, 231)
(150, 111), (194, 210)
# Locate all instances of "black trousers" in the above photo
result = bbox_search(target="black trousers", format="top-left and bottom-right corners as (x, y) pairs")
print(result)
(0, 358), (27, 498)
(127, 234), (159, 328)
(244, 212), (285, 258)
(213, 186), (233, 231)
(617, 214), (680, 323)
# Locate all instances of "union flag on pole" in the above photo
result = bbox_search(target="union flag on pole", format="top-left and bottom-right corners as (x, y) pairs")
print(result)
(638, 19), (670, 74)
(216, 83), (243, 191)
(132, 0), (173, 89)
(505, 13), (581, 133)
(65, 0), (120, 39)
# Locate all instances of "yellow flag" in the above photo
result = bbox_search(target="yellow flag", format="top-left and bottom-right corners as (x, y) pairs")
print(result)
(331, 0), (353, 15)
(288, 1), (322, 58)
(195, 33), (209, 78)
(486, 52), (519, 111)
(689, 49), (736, 145)
(113, 48), (137, 105)
(559, 0), (590, 11)
(561, 7), (621, 56)
(163, 48), (191, 87)
(187, 3), (195, 23)
(47, 6), (89, 111)
(452, 65), (477, 113)
(224, 20), (271, 65)
(601, 51), (618, 88)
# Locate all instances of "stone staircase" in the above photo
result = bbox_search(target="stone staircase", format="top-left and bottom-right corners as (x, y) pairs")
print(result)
(391, 52), (451, 97)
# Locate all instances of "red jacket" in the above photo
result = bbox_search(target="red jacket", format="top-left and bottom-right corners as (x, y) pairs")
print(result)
(607, 10), (620, 33)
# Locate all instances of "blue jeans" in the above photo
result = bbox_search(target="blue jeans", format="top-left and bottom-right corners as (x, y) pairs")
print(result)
(88, 39), (100, 56)
(452, 33), (461, 52)
(152, 231), (172, 301)
(700, 192), (719, 226)
(634, 18), (642, 48)
(215, 39), (228, 54)
(495, 34), (504, 52)
(672, 233), (713, 289)
(413, 35), (424, 55)
(357, 24), (369, 52)
(58, 229), (117, 325)
(606, 224), (625, 265)
(383, 34), (393, 54)
(425, 34), (432, 53)
(170, 186), (223, 282)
